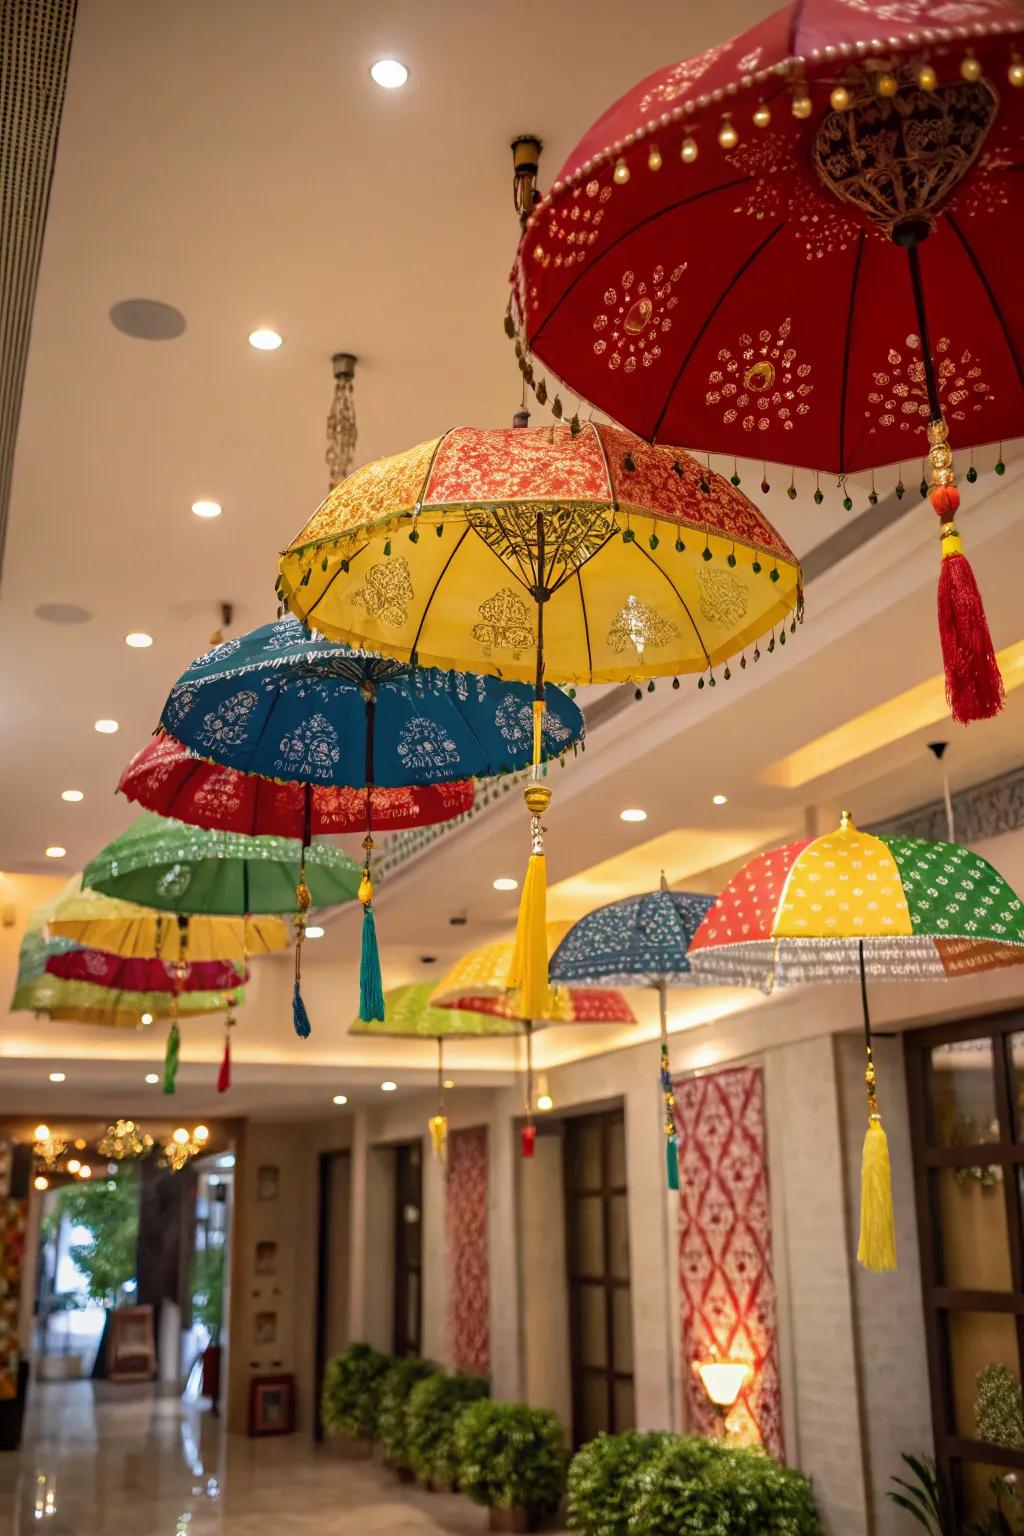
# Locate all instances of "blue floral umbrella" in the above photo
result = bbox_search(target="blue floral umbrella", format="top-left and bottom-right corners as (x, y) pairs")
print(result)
(149, 616), (585, 1022)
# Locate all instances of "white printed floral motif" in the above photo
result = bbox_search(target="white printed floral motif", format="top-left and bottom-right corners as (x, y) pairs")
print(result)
(396, 718), (461, 773)
(274, 715), (341, 778)
(196, 691), (259, 751)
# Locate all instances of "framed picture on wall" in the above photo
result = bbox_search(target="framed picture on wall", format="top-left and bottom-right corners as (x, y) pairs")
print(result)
(255, 1241), (277, 1275)
(248, 1373), (294, 1436)
(256, 1165), (279, 1201)
(254, 1311), (277, 1345)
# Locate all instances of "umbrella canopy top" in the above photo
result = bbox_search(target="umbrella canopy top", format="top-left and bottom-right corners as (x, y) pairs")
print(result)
(119, 734), (476, 837)
(279, 423), (801, 685)
(550, 888), (716, 987)
(434, 930), (637, 1024)
(48, 875), (290, 961)
(83, 813), (361, 916)
(157, 616), (585, 787)
(688, 812), (1024, 988)
(12, 973), (242, 1026)
(348, 982), (523, 1038)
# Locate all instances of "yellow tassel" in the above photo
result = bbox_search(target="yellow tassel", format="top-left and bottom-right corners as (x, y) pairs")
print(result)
(509, 848), (549, 1019)
(857, 1114), (897, 1273)
(531, 697), (544, 765)
(428, 1113), (448, 1160)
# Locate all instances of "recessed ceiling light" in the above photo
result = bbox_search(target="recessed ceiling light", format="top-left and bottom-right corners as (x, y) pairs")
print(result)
(141, 1013), (154, 1026)
(370, 58), (409, 88)
(332, 1093), (348, 1106)
(381, 1080), (397, 1092)
(48, 1072), (66, 1083)
(191, 499), (222, 519)
(305, 925), (325, 939)
(248, 328), (283, 351)
(94, 719), (119, 734)
(620, 808), (647, 823)
(45, 846), (66, 859)
(537, 1093), (554, 1112)
(125, 632), (153, 649)
(442, 1079), (454, 1090)
(61, 789), (84, 802)
(144, 1072), (159, 1084)
(712, 793), (728, 806)
(493, 877), (518, 891)
(34, 1124), (50, 1142)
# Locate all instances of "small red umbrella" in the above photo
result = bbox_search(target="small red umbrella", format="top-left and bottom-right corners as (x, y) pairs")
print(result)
(511, 0), (1024, 723)
(119, 733), (475, 837)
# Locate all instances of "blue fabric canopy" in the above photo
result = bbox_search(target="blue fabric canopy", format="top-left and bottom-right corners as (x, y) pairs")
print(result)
(160, 616), (585, 788)
(549, 889), (715, 988)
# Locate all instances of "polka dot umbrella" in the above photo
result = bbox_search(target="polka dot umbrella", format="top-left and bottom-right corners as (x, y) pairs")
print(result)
(688, 810), (1024, 1271)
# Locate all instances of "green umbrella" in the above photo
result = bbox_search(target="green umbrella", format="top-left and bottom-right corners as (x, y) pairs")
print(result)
(84, 812), (360, 1039)
(350, 983), (521, 1157)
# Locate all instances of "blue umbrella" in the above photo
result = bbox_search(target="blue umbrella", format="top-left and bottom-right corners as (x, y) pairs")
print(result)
(152, 616), (586, 1022)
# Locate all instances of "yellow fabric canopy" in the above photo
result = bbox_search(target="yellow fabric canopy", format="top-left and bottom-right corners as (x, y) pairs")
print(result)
(48, 875), (289, 962)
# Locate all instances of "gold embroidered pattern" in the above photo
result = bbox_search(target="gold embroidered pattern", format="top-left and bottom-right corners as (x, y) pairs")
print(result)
(472, 589), (537, 659)
(606, 596), (680, 657)
(353, 557), (415, 629)
(594, 265), (686, 374)
(696, 567), (750, 628)
(533, 178), (613, 272)
(866, 333), (993, 435)
(727, 133), (861, 262)
(637, 41), (732, 113)
(466, 504), (616, 584)
(706, 318), (812, 433)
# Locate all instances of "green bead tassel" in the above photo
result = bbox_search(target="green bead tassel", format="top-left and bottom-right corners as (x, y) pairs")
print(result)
(666, 1135), (680, 1192)
(163, 1022), (180, 1096)
(359, 904), (385, 1022)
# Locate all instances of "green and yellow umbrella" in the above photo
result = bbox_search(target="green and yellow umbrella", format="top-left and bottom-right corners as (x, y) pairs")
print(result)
(48, 875), (289, 963)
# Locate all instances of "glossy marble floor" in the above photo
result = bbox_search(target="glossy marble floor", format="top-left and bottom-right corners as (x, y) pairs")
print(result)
(0, 1380), (538, 1534)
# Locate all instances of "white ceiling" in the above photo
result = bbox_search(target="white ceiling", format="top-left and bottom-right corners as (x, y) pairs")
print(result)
(2, 0), (1023, 1119)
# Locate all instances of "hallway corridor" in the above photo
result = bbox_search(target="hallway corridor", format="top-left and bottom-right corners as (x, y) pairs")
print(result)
(0, 1382), (515, 1534)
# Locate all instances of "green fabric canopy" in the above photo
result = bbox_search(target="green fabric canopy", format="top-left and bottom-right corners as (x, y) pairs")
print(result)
(348, 982), (522, 1037)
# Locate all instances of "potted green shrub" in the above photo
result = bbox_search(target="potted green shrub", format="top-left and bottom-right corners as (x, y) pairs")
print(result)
(405, 1369), (489, 1489)
(566, 1430), (676, 1534)
(455, 1399), (567, 1532)
(629, 1439), (823, 1535)
(320, 1342), (391, 1457)
(378, 1356), (436, 1481)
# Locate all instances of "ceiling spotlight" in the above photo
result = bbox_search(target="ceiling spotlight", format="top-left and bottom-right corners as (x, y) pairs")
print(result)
(712, 794), (728, 806)
(125, 632), (153, 649)
(248, 328), (283, 351)
(191, 500), (222, 519)
(61, 789), (83, 803)
(492, 877), (518, 892)
(94, 719), (119, 734)
(141, 1012), (154, 1026)
(305, 925), (325, 939)
(34, 1124), (50, 1143)
(144, 1072), (159, 1084)
(381, 1080), (398, 1092)
(66, 1158), (80, 1174)
(33, 1175), (49, 1192)
(442, 1078), (455, 1090)
(370, 58), (409, 89)
(45, 846), (66, 859)
(537, 1093), (554, 1112)
(332, 1093), (348, 1106)
(620, 808), (647, 823)
(48, 1072), (66, 1083)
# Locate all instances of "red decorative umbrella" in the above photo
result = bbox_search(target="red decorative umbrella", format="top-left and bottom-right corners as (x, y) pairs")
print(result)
(119, 733), (475, 837)
(511, 0), (1024, 723)
(45, 946), (245, 994)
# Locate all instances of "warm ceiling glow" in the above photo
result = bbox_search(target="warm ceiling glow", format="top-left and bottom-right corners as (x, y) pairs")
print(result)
(492, 877), (518, 892)
(33, 1124), (50, 1142)
(48, 1072), (66, 1083)
(33, 1175), (49, 1192)
(620, 808), (647, 823)
(248, 327), (283, 351)
(94, 719), (119, 734)
(191, 499), (222, 519)
(381, 1080), (397, 1092)
(332, 1093), (348, 1105)
(66, 1158), (80, 1174)
(125, 632), (153, 649)
(537, 1093), (554, 1112)
(305, 924), (325, 939)
(144, 1072), (159, 1084)
(712, 794), (728, 806)
(61, 789), (84, 802)
(370, 58), (409, 88)
(141, 1013), (154, 1025)
(763, 637), (1024, 790)
(194, 1125), (210, 1142)
(45, 846), (66, 859)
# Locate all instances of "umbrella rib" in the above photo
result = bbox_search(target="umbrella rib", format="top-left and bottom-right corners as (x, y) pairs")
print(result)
(488, 506), (536, 589)
(651, 220), (788, 440)
(838, 230), (866, 477)
(409, 527), (471, 659)
(549, 522), (619, 595)
(304, 540), (371, 624)
(630, 543), (711, 670)
(575, 568), (593, 680)
(530, 177), (756, 347)
(946, 212), (1024, 392)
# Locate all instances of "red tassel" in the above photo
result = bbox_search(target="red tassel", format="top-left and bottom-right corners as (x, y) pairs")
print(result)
(521, 1123), (536, 1159)
(217, 1035), (231, 1094)
(936, 517), (1005, 725)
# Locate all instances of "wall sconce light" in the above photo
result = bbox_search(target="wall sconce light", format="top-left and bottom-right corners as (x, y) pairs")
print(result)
(693, 1350), (752, 1432)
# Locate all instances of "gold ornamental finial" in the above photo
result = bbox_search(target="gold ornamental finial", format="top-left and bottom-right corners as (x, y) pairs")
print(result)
(839, 810), (856, 832)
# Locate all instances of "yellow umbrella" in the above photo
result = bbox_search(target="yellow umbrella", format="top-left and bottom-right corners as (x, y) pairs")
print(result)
(279, 422), (802, 1023)
(48, 875), (288, 962)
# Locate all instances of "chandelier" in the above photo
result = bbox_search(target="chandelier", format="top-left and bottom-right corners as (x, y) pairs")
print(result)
(325, 352), (357, 489)
(162, 1123), (210, 1173)
(98, 1119), (153, 1160)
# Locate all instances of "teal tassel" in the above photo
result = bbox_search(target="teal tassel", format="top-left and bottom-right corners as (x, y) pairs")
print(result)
(666, 1136), (680, 1192)
(163, 1022), (180, 1096)
(292, 979), (311, 1038)
(359, 904), (385, 1022)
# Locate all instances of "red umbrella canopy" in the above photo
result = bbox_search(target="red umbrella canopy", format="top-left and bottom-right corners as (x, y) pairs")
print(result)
(46, 948), (245, 995)
(512, 0), (1024, 477)
(119, 733), (475, 838)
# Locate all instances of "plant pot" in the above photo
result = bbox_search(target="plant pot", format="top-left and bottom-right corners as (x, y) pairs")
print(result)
(489, 1507), (541, 1533)
(326, 1433), (374, 1459)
